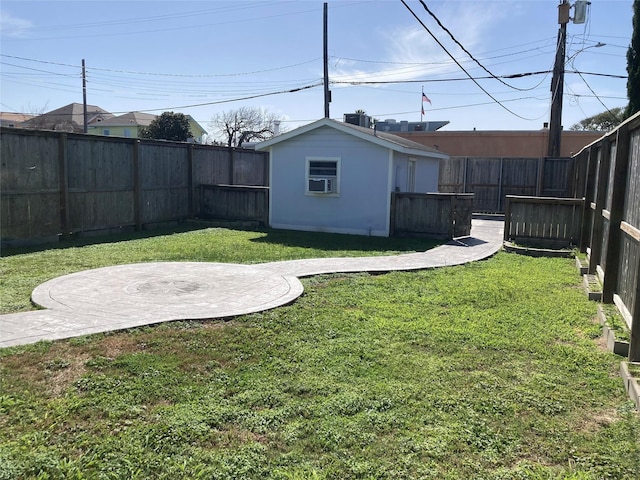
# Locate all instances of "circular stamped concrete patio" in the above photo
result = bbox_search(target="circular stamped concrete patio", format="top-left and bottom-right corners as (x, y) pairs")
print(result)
(0, 217), (504, 348)
(31, 262), (304, 322)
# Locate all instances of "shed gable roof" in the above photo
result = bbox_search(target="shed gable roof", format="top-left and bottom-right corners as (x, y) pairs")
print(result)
(256, 118), (448, 159)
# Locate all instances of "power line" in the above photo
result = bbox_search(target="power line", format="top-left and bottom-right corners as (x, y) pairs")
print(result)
(333, 44), (551, 67)
(415, 0), (546, 92)
(330, 69), (626, 85)
(0, 61), (78, 77)
(0, 54), (321, 78)
(30, 3), (265, 32)
(11, 5), (324, 41)
(108, 82), (323, 114)
(399, 0), (541, 121)
(571, 68), (624, 122)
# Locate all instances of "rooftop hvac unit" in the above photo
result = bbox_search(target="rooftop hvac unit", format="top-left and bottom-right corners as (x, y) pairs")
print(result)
(344, 113), (371, 128)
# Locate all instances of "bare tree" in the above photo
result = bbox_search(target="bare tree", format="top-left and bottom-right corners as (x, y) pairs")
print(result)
(20, 102), (61, 130)
(210, 107), (284, 147)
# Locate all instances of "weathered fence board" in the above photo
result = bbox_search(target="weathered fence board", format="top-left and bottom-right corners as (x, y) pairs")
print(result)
(65, 136), (136, 233)
(439, 156), (575, 213)
(68, 191), (135, 233)
(575, 112), (640, 362)
(200, 184), (269, 225)
(390, 192), (474, 239)
(139, 143), (191, 224)
(504, 196), (584, 248)
(1, 192), (61, 241)
(438, 157), (465, 193)
(0, 131), (62, 241)
(0, 127), (268, 245)
(541, 157), (574, 197)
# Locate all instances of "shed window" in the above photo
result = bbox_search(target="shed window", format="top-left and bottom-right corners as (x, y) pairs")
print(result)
(306, 157), (340, 195)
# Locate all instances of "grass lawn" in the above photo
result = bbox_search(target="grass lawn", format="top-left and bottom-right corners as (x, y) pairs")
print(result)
(0, 225), (439, 315)
(1, 227), (639, 479)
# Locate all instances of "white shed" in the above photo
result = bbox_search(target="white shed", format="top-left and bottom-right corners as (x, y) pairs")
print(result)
(255, 118), (448, 237)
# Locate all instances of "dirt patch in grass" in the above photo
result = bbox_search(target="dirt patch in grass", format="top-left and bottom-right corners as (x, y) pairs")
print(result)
(0, 333), (152, 397)
(593, 334), (609, 352)
(575, 408), (620, 434)
(202, 319), (238, 330)
(43, 354), (90, 396)
(1, 344), (89, 397)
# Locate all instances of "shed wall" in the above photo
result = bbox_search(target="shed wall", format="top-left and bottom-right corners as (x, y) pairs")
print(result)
(269, 126), (392, 236)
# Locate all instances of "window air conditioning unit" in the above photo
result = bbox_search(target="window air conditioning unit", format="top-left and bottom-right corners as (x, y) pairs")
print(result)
(308, 178), (333, 193)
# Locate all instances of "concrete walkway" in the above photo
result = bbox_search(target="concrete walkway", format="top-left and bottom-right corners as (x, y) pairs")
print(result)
(0, 217), (503, 348)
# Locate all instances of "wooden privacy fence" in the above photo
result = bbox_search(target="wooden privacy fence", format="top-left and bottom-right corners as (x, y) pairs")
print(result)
(503, 196), (584, 249)
(390, 192), (474, 239)
(1, 128), (268, 245)
(574, 112), (640, 362)
(439, 156), (576, 213)
(200, 184), (269, 226)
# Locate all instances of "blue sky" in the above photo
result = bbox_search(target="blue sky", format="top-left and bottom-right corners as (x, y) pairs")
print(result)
(0, 0), (633, 138)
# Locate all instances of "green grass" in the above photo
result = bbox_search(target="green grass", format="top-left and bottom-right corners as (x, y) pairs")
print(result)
(601, 304), (631, 343)
(1, 230), (639, 479)
(0, 225), (438, 314)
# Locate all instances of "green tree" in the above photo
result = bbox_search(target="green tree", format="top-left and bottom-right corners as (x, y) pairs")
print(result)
(140, 112), (193, 142)
(627, 0), (640, 117)
(570, 107), (626, 131)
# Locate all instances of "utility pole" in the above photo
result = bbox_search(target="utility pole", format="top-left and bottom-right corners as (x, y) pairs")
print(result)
(323, 3), (331, 118)
(82, 59), (88, 133)
(547, 0), (570, 158)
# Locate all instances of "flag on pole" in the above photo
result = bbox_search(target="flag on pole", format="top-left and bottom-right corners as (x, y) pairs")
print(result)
(421, 104), (425, 115)
(422, 92), (432, 104)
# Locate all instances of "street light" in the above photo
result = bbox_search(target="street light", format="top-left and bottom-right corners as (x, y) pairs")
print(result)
(566, 42), (606, 64)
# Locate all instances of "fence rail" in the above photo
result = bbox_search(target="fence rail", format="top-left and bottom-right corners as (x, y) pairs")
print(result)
(503, 196), (584, 249)
(390, 192), (474, 239)
(1, 127), (268, 246)
(574, 112), (640, 362)
(439, 156), (575, 213)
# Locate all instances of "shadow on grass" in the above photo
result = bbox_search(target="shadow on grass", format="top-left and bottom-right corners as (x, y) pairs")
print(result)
(2, 222), (441, 257)
(0, 223), (206, 257)
(249, 228), (441, 253)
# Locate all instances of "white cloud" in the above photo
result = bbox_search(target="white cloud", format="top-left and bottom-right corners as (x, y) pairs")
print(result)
(331, 2), (510, 85)
(0, 12), (34, 38)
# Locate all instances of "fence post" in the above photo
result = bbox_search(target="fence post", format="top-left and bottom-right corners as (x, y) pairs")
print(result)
(449, 194), (456, 239)
(228, 147), (234, 185)
(536, 157), (545, 196)
(503, 196), (512, 242)
(133, 139), (142, 230)
(58, 133), (70, 239)
(188, 143), (194, 218)
(602, 123), (630, 303)
(588, 142), (611, 275)
(630, 264), (640, 362)
(263, 151), (270, 187)
(497, 157), (504, 211)
(262, 188), (269, 226)
(580, 147), (598, 252)
(463, 157), (468, 193)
